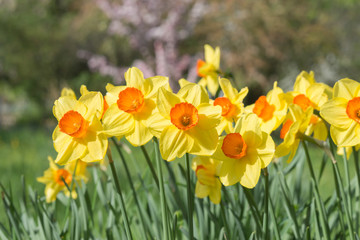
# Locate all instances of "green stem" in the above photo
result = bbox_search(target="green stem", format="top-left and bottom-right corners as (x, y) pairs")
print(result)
(242, 187), (262, 238)
(140, 145), (159, 189)
(107, 148), (133, 240)
(302, 141), (330, 240)
(353, 147), (360, 233)
(268, 197), (281, 240)
(342, 148), (353, 214)
(262, 168), (269, 240)
(110, 138), (149, 239)
(185, 153), (194, 240)
(153, 138), (169, 240)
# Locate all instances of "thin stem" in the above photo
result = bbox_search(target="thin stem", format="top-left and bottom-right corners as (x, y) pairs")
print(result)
(342, 148), (353, 214)
(262, 168), (269, 240)
(140, 145), (159, 189)
(185, 153), (194, 240)
(110, 138), (149, 239)
(107, 148), (133, 240)
(153, 138), (169, 240)
(302, 141), (330, 240)
(242, 187), (262, 238)
(353, 147), (360, 234)
(220, 200), (230, 240)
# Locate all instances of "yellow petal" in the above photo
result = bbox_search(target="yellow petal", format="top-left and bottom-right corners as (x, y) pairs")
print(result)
(233, 87), (249, 104)
(80, 85), (89, 95)
(204, 44), (220, 69)
(235, 114), (262, 146)
(105, 84), (126, 106)
(320, 98), (352, 128)
(256, 132), (275, 168)
(239, 157), (261, 189)
(334, 78), (360, 99)
(146, 76), (169, 99)
(79, 91), (104, 120)
(209, 181), (222, 204)
(197, 104), (222, 130)
(124, 67), (150, 96)
(293, 71), (315, 93)
(55, 140), (87, 165)
(219, 159), (240, 186)
(53, 96), (79, 121)
(179, 78), (193, 88)
(146, 112), (171, 138)
(101, 104), (135, 137)
(157, 87), (181, 118)
(188, 127), (219, 156)
(195, 182), (210, 198)
(330, 122), (360, 147)
(126, 120), (153, 146)
(81, 133), (108, 162)
(53, 126), (72, 153)
(160, 126), (194, 161)
(178, 83), (209, 106)
(206, 74), (219, 96)
(219, 78), (237, 100)
(61, 88), (76, 98)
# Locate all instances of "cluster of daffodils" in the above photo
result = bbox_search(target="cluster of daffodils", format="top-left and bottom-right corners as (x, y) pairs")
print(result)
(38, 44), (360, 205)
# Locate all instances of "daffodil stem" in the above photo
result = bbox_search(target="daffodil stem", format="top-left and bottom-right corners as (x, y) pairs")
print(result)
(153, 138), (169, 240)
(342, 148), (353, 214)
(242, 187), (262, 238)
(185, 153), (194, 240)
(140, 145), (159, 189)
(262, 168), (269, 240)
(111, 138), (149, 239)
(107, 148), (133, 240)
(302, 141), (330, 240)
(352, 147), (360, 233)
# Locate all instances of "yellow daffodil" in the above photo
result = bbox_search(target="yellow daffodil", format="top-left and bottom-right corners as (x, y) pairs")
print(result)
(213, 78), (248, 134)
(53, 91), (108, 165)
(101, 67), (169, 146)
(61, 87), (76, 98)
(320, 78), (360, 147)
(286, 71), (332, 141)
(212, 113), (275, 188)
(275, 104), (312, 162)
(192, 156), (222, 204)
(197, 44), (221, 96)
(37, 157), (88, 203)
(246, 81), (287, 133)
(147, 83), (222, 161)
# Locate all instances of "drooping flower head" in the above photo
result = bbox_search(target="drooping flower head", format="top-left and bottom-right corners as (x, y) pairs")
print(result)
(212, 113), (275, 188)
(246, 81), (287, 133)
(101, 67), (169, 146)
(192, 156), (222, 204)
(275, 104), (313, 162)
(37, 157), (88, 203)
(197, 44), (221, 96)
(147, 82), (222, 161)
(320, 79), (360, 147)
(213, 78), (248, 134)
(53, 90), (108, 165)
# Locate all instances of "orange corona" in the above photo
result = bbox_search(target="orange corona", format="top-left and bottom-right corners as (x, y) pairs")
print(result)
(117, 87), (145, 113)
(54, 169), (72, 186)
(59, 110), (89, 138)
(253, 96), (275, 122)
(280, 119), (293, 139)
(293, 94), (313, 111)
(170, 103), (199, 130)
(346, 97), (360, 123)
(214, 97), (235, 117)
(221, 133), (247, 159)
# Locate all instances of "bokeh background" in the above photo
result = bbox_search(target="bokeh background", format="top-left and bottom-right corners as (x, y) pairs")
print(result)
(1, 0), (360, 195)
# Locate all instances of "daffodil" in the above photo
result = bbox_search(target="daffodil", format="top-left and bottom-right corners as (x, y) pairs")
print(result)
(192, 156), (222, 204)
(147, 82), (222, 161)
(61, 87), (76, 98)
(320, 78), (360, 147)
(213, 78), (248, 134)
(53, 91), (108, 164)
(37, 157), (88, 202)
(101, 67), (169, 146)
(197, 44), (221, 96)
(286, 71), (332, 141)
(212, 113), (275, 188)
(275, 104), (313, 162)
(246, 81), (287, 133)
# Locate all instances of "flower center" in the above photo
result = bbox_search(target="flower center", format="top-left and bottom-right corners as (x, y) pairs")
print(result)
(196, 59), (206, 77)
(117, 87), (145, 113)
(280, 119), (293, 139)
(195, 165), (216, 186)
(293, 94), (313, 111)
(221, 133), (247, 159)
(101, 97), (109, 119)
(54, 169), (72, 186)
(252, 96), (275, 122)
(346, 97), (360, 123)
(214, 97), (235, 117)
(310, 114), (319, 125)
(59, 110), (89, 138)
(170, 102), (199, 130)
